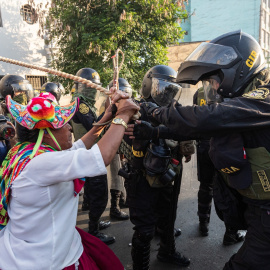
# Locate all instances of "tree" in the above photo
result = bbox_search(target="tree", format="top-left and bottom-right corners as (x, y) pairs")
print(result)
(47, 0), (188, 92)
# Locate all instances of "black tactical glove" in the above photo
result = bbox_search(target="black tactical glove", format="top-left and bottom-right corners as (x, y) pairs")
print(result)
(139, 102), (160, 126)
(133, 120), (159, 140)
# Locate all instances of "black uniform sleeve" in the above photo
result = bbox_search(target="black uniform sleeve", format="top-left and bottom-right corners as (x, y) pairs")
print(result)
(152, 96), (270, 137)
(72, 101), (96, 132)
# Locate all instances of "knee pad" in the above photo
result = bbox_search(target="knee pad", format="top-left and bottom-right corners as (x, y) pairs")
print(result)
(132, 231), (154, 246)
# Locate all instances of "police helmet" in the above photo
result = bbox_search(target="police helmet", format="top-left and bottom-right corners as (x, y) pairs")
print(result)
(108, 78), (133, 98)
(140, 65), (182, 106)
(41, 82), (64, 102)
(75, 68), (101, 97)
(0, 75), (34, 102)
(176, 30), (266, 98)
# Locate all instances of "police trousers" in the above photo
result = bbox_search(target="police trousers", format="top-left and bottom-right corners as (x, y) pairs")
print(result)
(224, 204), (270, 270)
(128, 173), (174, 235)
(83, 175), (108, 220)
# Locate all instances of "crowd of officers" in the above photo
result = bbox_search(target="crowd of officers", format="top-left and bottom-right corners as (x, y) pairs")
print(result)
(0, 29), (270, 270)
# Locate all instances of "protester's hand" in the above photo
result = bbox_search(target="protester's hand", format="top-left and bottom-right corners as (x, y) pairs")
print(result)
(125, 120), (158, 140)
(116, 98), (140, 122)
(109, 87), (129, 104)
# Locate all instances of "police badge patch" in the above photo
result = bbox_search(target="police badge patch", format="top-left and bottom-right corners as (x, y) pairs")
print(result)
(242, 88), (270, 100)
(79, 103), (90, 114)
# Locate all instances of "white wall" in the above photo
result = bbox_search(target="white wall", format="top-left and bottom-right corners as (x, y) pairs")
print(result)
(0, 0), (48, 77)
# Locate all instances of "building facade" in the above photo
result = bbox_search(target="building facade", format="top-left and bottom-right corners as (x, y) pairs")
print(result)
(0, 0), (50, 90)
(179, 0), (270, 65)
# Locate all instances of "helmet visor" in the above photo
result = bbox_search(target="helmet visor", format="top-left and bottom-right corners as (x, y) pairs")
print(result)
(77, 84), (107, 117)
(11, 81), (33, 92)
(151, 78), (182, 106)
(187, 42), (238, 66)
(11, 82), (34, 101)
(202, 76), (223, 104)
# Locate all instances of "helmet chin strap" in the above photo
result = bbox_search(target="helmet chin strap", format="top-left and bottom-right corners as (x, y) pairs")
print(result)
(29, 128), (62, 159)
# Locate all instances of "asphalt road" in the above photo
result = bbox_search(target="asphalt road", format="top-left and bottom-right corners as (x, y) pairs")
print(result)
(70, 88), (244, 270)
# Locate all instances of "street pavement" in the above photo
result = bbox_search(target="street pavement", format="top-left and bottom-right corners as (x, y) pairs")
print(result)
(70, 88), (244, 270)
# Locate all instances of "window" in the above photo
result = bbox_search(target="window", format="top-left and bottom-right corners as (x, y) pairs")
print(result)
(25, 75), (47, 91)
(20, 4), (38, 24)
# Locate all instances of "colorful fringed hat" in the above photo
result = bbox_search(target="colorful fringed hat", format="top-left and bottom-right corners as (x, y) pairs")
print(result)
(6, 92), (78, 130)
(6, 93), (78, 157)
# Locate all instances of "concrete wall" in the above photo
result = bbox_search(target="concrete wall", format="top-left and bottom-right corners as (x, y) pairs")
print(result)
(167, 41), (203, 71)
(182, 0), (261, 42)
(0, 0), (48, 77)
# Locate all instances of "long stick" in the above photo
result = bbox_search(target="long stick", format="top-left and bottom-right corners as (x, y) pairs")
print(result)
(0, 56), (110, 95)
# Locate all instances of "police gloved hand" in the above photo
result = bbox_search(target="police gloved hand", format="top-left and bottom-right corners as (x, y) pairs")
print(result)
(140, 102), (160, 126)
(133, 120), (158, 140)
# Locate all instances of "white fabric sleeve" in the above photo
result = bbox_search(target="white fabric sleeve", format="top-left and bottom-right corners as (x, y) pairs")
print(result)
(68, 139), (86, 150)
(19, 143), (107, 186)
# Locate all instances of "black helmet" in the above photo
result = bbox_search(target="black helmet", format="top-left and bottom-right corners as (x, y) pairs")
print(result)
(108, 78), (133, 98)
(140, 65), (182, 106)
(176, 30), (266, 98)
(0, 75), (34, 102)
(41, 82), (64, 102)
(75, 68), (101, 98)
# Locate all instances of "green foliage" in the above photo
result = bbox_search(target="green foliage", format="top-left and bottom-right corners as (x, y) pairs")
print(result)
(48, 0), (187, 93)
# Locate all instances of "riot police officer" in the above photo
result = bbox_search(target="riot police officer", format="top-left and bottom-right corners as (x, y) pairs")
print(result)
(40, 82), (64, 104)
(71, 67), (115, 245)
(0, 75), (34, 148)
(193, 87), (245, 244)
(0, 75), (34, 105)
(119, 65), (190, 269)
(137, 30), (270, 270)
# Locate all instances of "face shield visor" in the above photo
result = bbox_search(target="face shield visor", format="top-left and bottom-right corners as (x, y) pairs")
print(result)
(77, 83), (107, 117)
(11, 80), (34, 104)
(151, 78), (182, 106)
(187, 42), (239, 66)
(202, 75), (223, 104)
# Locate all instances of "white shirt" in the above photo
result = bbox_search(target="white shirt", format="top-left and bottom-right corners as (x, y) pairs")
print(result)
(0, 140), (107, 270)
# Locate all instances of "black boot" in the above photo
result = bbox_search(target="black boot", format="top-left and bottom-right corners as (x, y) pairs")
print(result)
(157, 236), (190, 267)
(223, 226), (245, 246)
(131, 231), (152, 270)
(88, 219), (115, 245)
(119, 191), (128, 208)
(99, 220), (111, 230)
(199, 218), (209, 237)
(110, 189), (129, 220)
(155, 226), (182, 237)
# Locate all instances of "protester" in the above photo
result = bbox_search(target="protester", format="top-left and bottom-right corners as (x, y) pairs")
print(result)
(0, 89), (139, 270)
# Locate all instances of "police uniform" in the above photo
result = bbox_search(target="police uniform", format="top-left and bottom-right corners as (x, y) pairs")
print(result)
(149, 71), (270, 270)
(119, 104), (190, 269)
